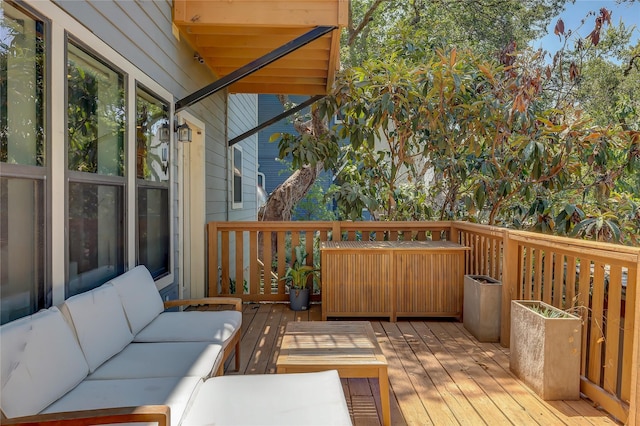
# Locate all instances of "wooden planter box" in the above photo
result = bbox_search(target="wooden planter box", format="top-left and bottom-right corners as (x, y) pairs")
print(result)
(463, 275), (502, 342)
(510, 300), (582, 400)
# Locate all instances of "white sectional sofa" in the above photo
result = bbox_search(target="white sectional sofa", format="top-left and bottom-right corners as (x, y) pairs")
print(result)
(0, 266), (352, 426)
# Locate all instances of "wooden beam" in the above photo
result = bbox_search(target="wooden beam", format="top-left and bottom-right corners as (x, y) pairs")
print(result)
(177, 1), (343, 27)
(326, 29), (341, 92)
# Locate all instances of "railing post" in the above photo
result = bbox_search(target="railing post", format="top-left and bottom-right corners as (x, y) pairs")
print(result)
(449, 222), (460, 244)
(500, 229), (517, 347)
(332, 222), (341, 241)
(629, 255), (640, 426)
(207, 222), (218, 297)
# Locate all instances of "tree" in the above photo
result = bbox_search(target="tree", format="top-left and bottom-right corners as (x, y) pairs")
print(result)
(262, 0), (567, 221)
(327, 45), (639, 243)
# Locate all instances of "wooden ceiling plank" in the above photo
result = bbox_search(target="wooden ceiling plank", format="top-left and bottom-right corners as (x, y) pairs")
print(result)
(208, 57), (329, 71)
(194, 34), (331, 50)
(214, 67), (328, 78)
(198, 47), (330, 61)
(184, 26), (311, 37)
(229, 81), (326, 95)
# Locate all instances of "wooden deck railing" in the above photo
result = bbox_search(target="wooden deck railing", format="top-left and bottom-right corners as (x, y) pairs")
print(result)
(206, 220), (639, 424)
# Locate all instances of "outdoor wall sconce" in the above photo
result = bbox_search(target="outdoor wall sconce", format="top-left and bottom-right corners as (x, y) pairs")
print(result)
(159, 123), (171, 143)
(175, 121), (192, 143)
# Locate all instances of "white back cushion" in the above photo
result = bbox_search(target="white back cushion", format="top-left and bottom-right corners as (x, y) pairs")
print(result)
(0, 307), (89, 418)
(109, 265), (164, 334)
(62, 284), (133, 372)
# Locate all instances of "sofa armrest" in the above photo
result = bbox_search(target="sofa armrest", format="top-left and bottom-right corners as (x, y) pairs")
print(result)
(163, 297), (242, 312)
(1, 406), (170, 426)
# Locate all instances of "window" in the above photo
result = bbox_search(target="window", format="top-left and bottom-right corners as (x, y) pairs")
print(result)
(66, 42), (125, 296)
(257, 172), (265, 189)
(0, 2), (48, 324)
(136, 87), (170, 279)
(232, 145), (243, 209)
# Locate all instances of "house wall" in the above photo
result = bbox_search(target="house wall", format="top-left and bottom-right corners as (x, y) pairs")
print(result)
(1, 0), (257, 317)
(257, 94), (308, 194)
(227, 94), (259, 221)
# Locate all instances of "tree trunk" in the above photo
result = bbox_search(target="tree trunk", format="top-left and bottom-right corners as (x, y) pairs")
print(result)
(259, 163), (323, 221)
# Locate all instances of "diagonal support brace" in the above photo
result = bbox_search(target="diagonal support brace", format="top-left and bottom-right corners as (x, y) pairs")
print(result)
(175, 26), (336, 112)
(228, 95), (325, 147)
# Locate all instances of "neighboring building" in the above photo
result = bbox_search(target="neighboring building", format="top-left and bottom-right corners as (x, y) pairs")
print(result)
(0, 0), (345, 324)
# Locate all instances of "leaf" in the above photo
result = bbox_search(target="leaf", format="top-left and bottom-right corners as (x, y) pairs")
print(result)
(569, 62), (579, 82)
(268, 132), (282, 143)
(588, 29), (600, 46)
(554, 19), (565, 38)
(478, 63), (495, 84)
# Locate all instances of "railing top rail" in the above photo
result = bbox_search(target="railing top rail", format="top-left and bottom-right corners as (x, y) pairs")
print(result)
(337, 221), (453, 230)
(208, 221), (455, 232)
(208, 221), (335, 231)
(507, 229), (640, 259)
(452, 221), (508, 237)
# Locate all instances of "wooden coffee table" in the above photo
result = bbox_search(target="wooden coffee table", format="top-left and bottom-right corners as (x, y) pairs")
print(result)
(276, 321), (390, 426)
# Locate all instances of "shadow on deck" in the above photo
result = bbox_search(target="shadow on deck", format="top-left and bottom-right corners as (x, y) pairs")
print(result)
(222, 303), (619, 426)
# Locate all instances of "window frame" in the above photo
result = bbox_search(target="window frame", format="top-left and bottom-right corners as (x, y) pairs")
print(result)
(231, 145), (243, 209)
(64, 37), (128, 296)
(0, 1), (52, 322)
(135, 85), (172, 283)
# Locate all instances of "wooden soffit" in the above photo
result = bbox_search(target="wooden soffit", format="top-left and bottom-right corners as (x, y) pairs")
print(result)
(173, 0), (348, 96)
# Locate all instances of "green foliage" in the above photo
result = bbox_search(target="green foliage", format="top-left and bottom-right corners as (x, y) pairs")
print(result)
(292, 182), (336, 221)
(272, 1), (640, 246)
(325, 47), (640, 244)
(279, 245), (319, 290)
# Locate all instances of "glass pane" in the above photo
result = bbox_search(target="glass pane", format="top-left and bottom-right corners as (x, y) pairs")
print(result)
(67, 43), (124, 175)
(0, 2), (46, 166)
(0, 177), (46, 324)
(136, 89), (169, 182)
(138, 187), (169, 279)
(68, 182), (125, 296)
(233, 147), (242, 203)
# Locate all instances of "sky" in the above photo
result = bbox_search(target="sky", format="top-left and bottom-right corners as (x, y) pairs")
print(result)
(534, 0), (640, 54)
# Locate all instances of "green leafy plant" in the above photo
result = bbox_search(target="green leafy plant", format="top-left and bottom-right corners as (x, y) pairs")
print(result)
(279, 245), (319, 290)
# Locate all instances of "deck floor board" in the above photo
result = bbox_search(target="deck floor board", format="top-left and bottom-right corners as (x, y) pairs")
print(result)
(222, 303), (619, 425)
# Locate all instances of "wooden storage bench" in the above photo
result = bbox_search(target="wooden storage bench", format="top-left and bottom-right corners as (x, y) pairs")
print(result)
(321, 241), (469, 321)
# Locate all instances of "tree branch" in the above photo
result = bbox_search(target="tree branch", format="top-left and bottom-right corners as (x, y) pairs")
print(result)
(348, 0), (386, 47)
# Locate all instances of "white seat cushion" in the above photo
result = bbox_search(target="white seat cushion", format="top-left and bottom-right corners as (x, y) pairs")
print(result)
(88, 342), (222, 380)
(0, 307), (89, 418)
(41, 376), (201, 426)
(109, 265), (165, 335)
(61, 283), (133, 372)
(134, 311), (242, 347)
(182, 371), (352, 426)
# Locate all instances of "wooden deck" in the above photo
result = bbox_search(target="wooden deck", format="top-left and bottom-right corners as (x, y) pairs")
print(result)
(222, 303), (620, 426)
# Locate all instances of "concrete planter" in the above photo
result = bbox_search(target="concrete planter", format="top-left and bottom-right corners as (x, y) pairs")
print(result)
(463, 275), (502, 342)
(510, 300), (582, 400)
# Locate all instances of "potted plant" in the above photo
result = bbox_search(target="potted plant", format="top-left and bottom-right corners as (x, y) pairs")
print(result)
(280, 245), (318, 311)
(510, 300), (582, 400)
(463, 275), (502, 342)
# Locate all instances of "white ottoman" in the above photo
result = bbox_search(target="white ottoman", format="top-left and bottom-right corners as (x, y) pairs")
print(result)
(182, 370), (352, 426)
